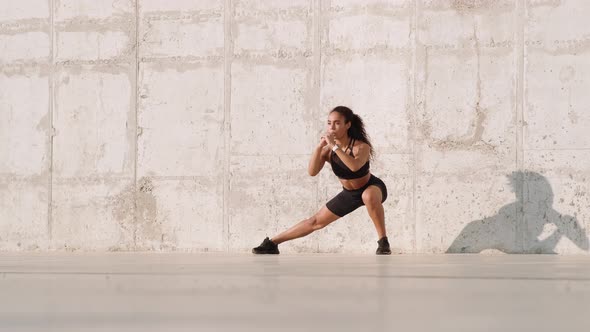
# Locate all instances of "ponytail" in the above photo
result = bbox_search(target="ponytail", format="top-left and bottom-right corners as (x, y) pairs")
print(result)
(330, 106), (374, 159)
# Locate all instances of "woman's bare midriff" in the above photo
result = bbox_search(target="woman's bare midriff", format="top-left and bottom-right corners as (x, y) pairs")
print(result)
(339, 173), (371, 190)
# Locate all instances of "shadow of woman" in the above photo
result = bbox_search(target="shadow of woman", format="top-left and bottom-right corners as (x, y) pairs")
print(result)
(446, 171), (589, 254)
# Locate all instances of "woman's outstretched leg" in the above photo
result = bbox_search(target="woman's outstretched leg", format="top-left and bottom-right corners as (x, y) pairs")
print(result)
(252, 206), (340, 254)
(272, 206), (340, 244)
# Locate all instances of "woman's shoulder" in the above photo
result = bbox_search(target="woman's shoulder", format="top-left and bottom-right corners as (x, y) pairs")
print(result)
(352, 139), (368, 149)
(350, 140), (370, 158)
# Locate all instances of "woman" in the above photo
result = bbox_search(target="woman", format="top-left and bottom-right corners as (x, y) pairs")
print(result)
(252, 106), (391, 255)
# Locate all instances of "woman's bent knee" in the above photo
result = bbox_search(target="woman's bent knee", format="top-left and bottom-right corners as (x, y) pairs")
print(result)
(362, 191), (381, 207)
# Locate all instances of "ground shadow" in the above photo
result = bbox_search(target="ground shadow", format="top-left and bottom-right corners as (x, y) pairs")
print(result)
(446, 171), (589, 254)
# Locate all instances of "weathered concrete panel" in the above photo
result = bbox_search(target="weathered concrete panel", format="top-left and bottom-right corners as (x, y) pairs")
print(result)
(231, 2), (313, 156)
(525, 0), (590, 149)
(233, 0), (311, 53)
(51, 67), (134, 250)
(419, 1), (515, 47)
(139, 0), (222, 13)
(230, 64), (313, 155)
(134, 1), (225, 251)
(139, 11), (223, 59)
(55, 30), (133, 62)
(54, 1), (135, 63)
(524, 54), (590, 149)
(416, 0), (517, 163)
(138, 64), (224, 177)
(55, 176), (222, 251)
(55, 0), (134, 20)
(235, 0), (311, 13)
(53, 67), (134, 176)
(133, 178), (224, 251)
(326, 1), (410, 51)
(0, 0), (49, 21)
(50, 179), (133, 250)
(330, 0), (408, 7)
(45, 2), (137, 251)
(0, 32), (50, 65)
(0, 73), (50, 175)
(0, 182), (48, 250)
(229, 155), (317, 252)
(328, 16), (409, 49)
(0, 70), (50, 251)
(234, 20), (308, 53)
(415, 49), (516, 171)
(526, 0), (590, 45)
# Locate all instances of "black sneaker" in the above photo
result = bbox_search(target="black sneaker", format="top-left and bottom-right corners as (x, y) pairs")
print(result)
(252, 237), (280, 254)
(376, 236), (392, 255)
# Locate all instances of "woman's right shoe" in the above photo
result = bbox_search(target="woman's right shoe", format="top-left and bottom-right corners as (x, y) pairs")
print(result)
(252, 237), (280, 254)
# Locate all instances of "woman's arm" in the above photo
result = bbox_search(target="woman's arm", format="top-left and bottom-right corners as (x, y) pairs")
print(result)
(308, 138), (330, 176)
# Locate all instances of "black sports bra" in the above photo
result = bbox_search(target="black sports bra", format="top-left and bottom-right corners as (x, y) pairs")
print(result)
(329, 139), (370, 179)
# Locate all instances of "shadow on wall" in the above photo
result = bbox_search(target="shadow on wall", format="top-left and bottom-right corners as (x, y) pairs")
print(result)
(446, 171), (589, 254)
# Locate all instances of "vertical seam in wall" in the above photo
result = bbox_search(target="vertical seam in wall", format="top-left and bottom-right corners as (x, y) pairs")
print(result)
(411, 0), (418, 254)
(133, 0), (139, 249)
(515, 0), (525, 251)
(48, 0), (54, 246)
(223, 0), (233, 252)
(313, 0), (321, 253)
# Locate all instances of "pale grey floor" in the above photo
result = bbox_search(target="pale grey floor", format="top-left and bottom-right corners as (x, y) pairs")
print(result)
(0, 253), (589, 332)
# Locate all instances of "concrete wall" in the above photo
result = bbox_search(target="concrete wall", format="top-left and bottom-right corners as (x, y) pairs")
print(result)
(1, 0), (589, 254)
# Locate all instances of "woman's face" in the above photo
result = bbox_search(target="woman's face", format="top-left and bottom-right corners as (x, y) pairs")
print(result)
(326, 111), (350, 139)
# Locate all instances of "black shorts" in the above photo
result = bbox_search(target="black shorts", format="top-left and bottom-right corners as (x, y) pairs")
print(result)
(326, 174), (388, 217)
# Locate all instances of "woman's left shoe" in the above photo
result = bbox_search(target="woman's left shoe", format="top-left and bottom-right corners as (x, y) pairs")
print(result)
(252, 237), (280, 254)
(376, 236), (392, 255)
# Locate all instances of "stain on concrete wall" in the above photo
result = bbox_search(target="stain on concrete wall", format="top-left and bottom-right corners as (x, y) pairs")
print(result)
(1, 0), (589, 254)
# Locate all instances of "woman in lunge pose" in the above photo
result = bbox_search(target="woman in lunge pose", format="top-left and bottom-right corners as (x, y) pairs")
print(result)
(252, 106), (391, 255)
